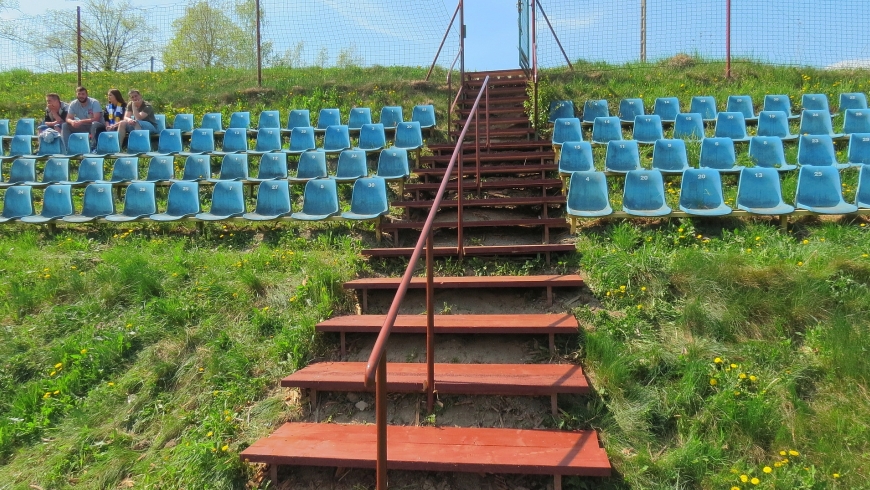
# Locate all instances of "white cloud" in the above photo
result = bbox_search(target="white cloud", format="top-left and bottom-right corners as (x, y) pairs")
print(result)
(825, 59), (870, 70)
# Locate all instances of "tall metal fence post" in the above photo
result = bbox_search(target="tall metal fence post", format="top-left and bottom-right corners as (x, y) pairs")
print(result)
(76, 6), (82, 86)
(725, 0), (732, 78)
(640, 0), (647, 62)
(256, 0), (262, 87)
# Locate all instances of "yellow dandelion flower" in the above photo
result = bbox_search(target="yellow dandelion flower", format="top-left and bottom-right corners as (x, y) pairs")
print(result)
(739, 373), (747, 379)
(619, 285), (626, 291)
(641, 286), (647, 291)
(797, 261), (803, 266)
(678, 227), (684, 233)
(802, 239), (809, 244)
(50, 371), (56, 376)
(734, 391), (741, 396)
(55, 363), (63, 369)
(730, 363), (738, 369)
(107, 382), (114, 386)
(80, 348), (87, 355)
(833, 473), (840, 478)
(755, 236), (760, 241)
(53, 390), (59, 395)
(789, 450), (799, 456)
(207, 431), (213, 437)
(783, 458), (789, 463)
(749, 375), (757, 382)
(751, 477), (760, 485)
(820, 238), (825, 242)
(763, 466), (772, 473)
(714, 357), (723, 364)
(225, 416), (232, 422)
(740, 474), (749, 483)
(710, 378), (718, 386)
(221, 445), (229, 451)
(774, 462), (782, 468)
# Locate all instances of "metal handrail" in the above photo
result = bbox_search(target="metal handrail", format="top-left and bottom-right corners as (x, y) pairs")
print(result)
(364, 75), (490, 490)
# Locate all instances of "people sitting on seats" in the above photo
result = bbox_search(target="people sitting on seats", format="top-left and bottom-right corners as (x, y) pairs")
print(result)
(61, 86), (105, 152)
(117, 89), (159, 144)
(38, 93), (68, 149)
(102, 88), (127, 137)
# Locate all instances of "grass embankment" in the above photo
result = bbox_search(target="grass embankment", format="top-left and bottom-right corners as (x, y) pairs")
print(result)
(0, 61), (867, 489)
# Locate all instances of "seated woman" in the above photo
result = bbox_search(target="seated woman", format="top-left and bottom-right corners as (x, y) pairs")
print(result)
(116, 89), (159, 143)
(104, 88), (126, 132)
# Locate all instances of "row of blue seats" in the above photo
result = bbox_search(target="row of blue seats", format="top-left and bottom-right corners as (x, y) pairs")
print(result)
(1, 122), (425, 161)
(549, 93), (867, 125)
(0, 177), (390, 225)
(0, 105), (437, 141)
(565, 164), (867, 227)
(552, 109), (868, 146)
(0, 149), (412, 188)
(557, 135), (870, 177)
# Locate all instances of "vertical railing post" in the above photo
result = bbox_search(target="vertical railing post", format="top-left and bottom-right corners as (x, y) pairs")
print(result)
(76, 6), (82, 87)
(531, 0), (539, 133)
(458, 142), (464, 259)
(376, 353), (388, 490)
(460, 0), (465, 84)
(255, 0), (262, 87)
(475, 92), (481, 196)
(640, 0), (647, 62)
(426, 232), (435, 413)
(725, 0), (732, 79)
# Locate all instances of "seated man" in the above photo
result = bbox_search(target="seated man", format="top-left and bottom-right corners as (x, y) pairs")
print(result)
(38, 93), (69, 150)
(61, 86), (105, 151)
(117, 89), (159, 143)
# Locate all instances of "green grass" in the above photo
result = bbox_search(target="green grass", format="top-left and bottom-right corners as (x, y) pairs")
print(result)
(1, 59), (870, 489)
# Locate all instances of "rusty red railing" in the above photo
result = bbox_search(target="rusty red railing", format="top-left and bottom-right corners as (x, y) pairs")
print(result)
(363, 75), (490, 490)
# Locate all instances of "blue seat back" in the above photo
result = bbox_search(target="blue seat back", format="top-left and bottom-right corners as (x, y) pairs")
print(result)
(253, 180), (291, 216)
(651, 139), (689, 172)
(7, 158), (36, 183)
(164, 181), (200, 216)
(93, 131), (121, 155)
(802, 94), (830, 112)
(0, 120), (8, 137)
(632, 115), (663, 142)
(566, 171), (611, 215)
(591, 116), (623, 143)
(201, 113), (223, 132)
(379, 106), (403, 129)
(622, 170), (667, 212)
(181, 155), (211, 180)
(317, 109), (342, 130)
(254, 128), (283, 152)
(258, 110), (281, 129)
(756, 111), (792, 138)
(256, 153), (288, 180)
(79, 183), (115, 217)
(376, 148), (410, 179)
(37, 135), (63, 156)
(217, 154), (249, 180)
(110, 157), (139, 182)
(680, 168), (726, 211)
(9, 135), (33, 156)
(619, 98), (645, 122)
(548, 100), (575, 123)
(763, 95), (795, 116)
(725, 95), (756, 119)
(172, 114), (194, 132)
(840, 92), (868, 112)
(220, 128), (249, 153)
(348, 177), (389, 216)
(157, 129), (183, 154)
(714, 112), (748, 139)
(287, 110), (311, 131)
(208, 181), (246, 216)
(66, 133), (90, 156)
(581, 99), (609, 124)
(228, 111), (251, 130)
(673, 113), (705, 139)
(126, 130), (153, 153)
(689, 96), (717, 120)
(2, 185), (33, 219)
(699, 137), (736, 170)
(799, 109), (836, 136)
(144, 156), (175, 181)
(288, 126), (316, 152)
(855, 164), (870, 207)
(358, 123), (386, 151)
(394, 122), (423, 150)
(557, 141), (594, 173)
(848, 133), (870, 165)
(154, 114), (167, 132)
(323, 125), (351, 152)
(843, 109), (870, 135)
(736, 167), (787, 209)
(76, 157), (104, 182)
(748, 136), (788, 168)
(795, 165), (848, 208)
(14, 118), (35, 136)
(296, 150), (328, 179)
(552, 118), (582, 145)
(336, 149), (368, 180)
(348, 108), (373, 130)
(42, 158), (70, 183)
(604, 140), (640, 172)
(120, 182), (156, 217)
(412, 104), (437, 129)
(39, 184), (74, 219)
(797, 134), (838, 166)
(652, 97), (680, 121)
(188, 128), (215, 154)
(300, 178), (339, 217)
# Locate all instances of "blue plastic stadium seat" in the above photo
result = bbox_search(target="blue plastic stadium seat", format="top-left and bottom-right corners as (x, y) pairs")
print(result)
(848, 133), (870, 166)
(317, 108), (342, 133)
(763, 94), (799, 120)
(797, 134), (849, 169)
(334, 149), (369, 182)
(376, 148), (410, 181)
(208, 154), (249, 182)
(604, 140), (641, 173)
(201, 113), (224, 135)
(61, 157), (104, 185)
(0, 120), (9, 138)
(151, 181), (201, 221)
(342, 177), (389, 221)
(0, 158), (36, 188)
(290, 150), (328, 183)
(619, 98), (645, 124)
(725, 95), (758, 123)
(213, 128), (249, 156)
(548, 100), (575, 123)
(97, 157), (139, 184)
(843, 109), (870, 136)
(748, 136), (796, 171)
(552, 118), (582, 149)
(356, 123), (387, 153)
(195, 181), (245, 220)
(652, 97), (680, 123)
(0, 185), (34, 222)
(322, 125), (351, 154)
(802, 94), (831, 113)
(228, 111), (251, 130)
(854, 164), (870, 208)
(1, 135), (34, 161)
(557, 141), (594, 177)
(172, 114), (194, 133)
(36, 134), (63, 158)
(243, 180), (292, 220)
(251, 153), (288, 181)
(651, 139), (690, 174)
(85, 131), (121, 158)
(62, 183), (114, 222)
(632, 115), (663, 144)
(581, 99), (609, 126)
(678, 168), (732, 216)
(283, 109), (311, 134)
(154, 114), (166, 132)
(394, 121), (423, 151)
(591, 116), (623, 145)
(794, 165), (858, 214)
(26, 157), (70, 187)
(291, 178), (340, 221)
(105, 182), (156, 222)
(257, 110), (281, 130)
(756, 111), (797, 141)
(699, 137), (743, 173)
(178, 155), (212, 181)
(179, 128), (216, 157)
(21, 184), (74, 223)
(117, 129), (153, 157)
(714, 112), (750, 142)
(348, 108), (373, 132)
(673, 113), (705, 140)
(799, 109), (844, 139)
(146, 129), (183, 157)
(64, 133), (90, 158)
(622, 169), (671, 216)
(249, 128), (283, 155)
(286, 126), (316, 154)
(14, 118), (36, 137)
(379, 106), (403, 131)
(839, 93), (868, 113)
(689, 96), (717, 121)
(735, 167), (795, 215)
(141, 156), (176, 183)
(411, 104), (437, 130)
(565, 171), (612, 218)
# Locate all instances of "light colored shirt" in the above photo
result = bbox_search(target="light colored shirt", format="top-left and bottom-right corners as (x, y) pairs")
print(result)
(67, 97), (102, 122)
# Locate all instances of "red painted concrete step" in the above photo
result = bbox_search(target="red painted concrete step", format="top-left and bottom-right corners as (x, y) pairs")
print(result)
(282, 362), (590, 395)
(344, 274), (583, 291)
(361, 244), (578, 259)
(318, 313), (578, 334)
(241, 423), (611, 477)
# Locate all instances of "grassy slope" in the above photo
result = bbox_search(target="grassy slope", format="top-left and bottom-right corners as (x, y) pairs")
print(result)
(0, 61), (867, 489)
